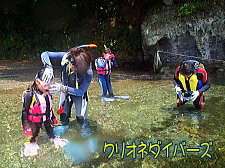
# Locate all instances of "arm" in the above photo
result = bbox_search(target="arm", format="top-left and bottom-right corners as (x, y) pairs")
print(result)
(22, 92), (32, 124)
(111, 59), (116, 67)
(173, 66), (181, 87)
(197, 68), (210, 94)
(106, 53), (116, 67)
(173, 66), (183, 96)
(94, 59), (98, 70)
(41, 51), (68, 68)
(198, 80), (210, 94)
(51, 110), (58, 124)
(51, 112), (56, 120)
(41, 52), (68, 83)
(67, 67), (93, 95)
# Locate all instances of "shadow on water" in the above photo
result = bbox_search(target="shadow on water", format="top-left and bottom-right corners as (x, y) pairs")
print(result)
(62, 135), (99, 164)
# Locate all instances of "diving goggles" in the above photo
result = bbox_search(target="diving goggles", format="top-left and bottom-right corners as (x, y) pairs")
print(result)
(66, 53), (76, 65)
(37, 78), (54, 89)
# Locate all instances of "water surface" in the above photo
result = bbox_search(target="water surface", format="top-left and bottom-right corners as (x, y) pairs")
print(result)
(0, 68), (225, 167)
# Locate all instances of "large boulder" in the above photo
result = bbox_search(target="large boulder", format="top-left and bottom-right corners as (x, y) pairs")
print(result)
(141, 3), (225, 74)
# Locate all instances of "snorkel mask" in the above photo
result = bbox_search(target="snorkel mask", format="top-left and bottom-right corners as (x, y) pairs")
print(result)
(37, 78), (55, 90)
(66, 53), (76, 65)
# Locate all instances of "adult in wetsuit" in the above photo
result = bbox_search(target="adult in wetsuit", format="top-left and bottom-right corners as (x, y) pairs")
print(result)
(174, 60), (210, 110)
(40, 47), (92, 131)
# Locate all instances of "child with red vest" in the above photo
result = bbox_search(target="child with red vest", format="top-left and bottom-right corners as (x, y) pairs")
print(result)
(22, 69), (58, 150)
(95, 45), (116, 98)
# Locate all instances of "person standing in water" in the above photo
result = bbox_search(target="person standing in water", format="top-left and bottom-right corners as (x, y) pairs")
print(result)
(95, 45), (116, 98)
(40, 45), (96, 138)
(22, 69), (58, 144)
(21, 69), (69, 156)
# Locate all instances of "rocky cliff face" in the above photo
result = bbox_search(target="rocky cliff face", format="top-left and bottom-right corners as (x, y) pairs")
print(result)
(141, 3), (225, 74)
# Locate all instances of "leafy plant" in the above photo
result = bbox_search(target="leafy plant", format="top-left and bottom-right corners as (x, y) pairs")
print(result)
(177, 1), (208, 17)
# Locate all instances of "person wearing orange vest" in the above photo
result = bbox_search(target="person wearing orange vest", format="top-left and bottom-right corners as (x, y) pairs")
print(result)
(95, 45), (116, 98)
(174, 60), (210, 110)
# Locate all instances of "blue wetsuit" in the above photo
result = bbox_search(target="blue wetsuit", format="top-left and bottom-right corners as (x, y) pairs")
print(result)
(41, 52), (92, 126)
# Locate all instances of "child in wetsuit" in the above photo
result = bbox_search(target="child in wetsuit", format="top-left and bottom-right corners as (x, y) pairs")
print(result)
(21, 69), (58, 145)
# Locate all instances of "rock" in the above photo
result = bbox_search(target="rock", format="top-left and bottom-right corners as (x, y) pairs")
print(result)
(163, 0), (173, 6)
(218, 68), (224, 72)
(141, 3), (225, 70)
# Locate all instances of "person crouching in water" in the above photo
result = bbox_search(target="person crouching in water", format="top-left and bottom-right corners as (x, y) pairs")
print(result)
(174, 60), (210, 110)
(95, 45), (116, 98)
(22, 69), (58, 147)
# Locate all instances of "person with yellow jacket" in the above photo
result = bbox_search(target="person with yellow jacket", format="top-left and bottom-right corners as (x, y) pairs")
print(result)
(173, 60), (210, 110)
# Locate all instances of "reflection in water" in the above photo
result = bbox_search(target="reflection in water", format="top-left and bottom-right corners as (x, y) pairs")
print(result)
(63, 136), (98, 163)
(96, 98), (114, 130)
(53, 125), (69, 137)
(53, 125), (98, 163)
(176, 110), (204, 121)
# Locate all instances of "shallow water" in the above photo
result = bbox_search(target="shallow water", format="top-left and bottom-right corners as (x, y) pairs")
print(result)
(0, 68), (225, 167)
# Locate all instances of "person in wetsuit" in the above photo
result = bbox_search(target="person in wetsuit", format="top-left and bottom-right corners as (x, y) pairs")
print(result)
(174, 60), (210, 110)
(40, 47), (93, 136)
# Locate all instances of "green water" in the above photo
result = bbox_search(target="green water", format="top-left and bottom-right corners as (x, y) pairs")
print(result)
(0, 70), (225, 167)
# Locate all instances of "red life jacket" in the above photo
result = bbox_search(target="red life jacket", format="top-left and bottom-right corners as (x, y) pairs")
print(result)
(27, 92), (52, 123)
(95, 57), (110, 75)
(97, 67), (108, 75)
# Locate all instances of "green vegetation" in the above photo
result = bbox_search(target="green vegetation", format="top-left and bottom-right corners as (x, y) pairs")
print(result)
(177, 1), (208, 17)
(149, 0), (224, 32)
(0, 0), (224, 60)
(0, 0), (153, 60)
